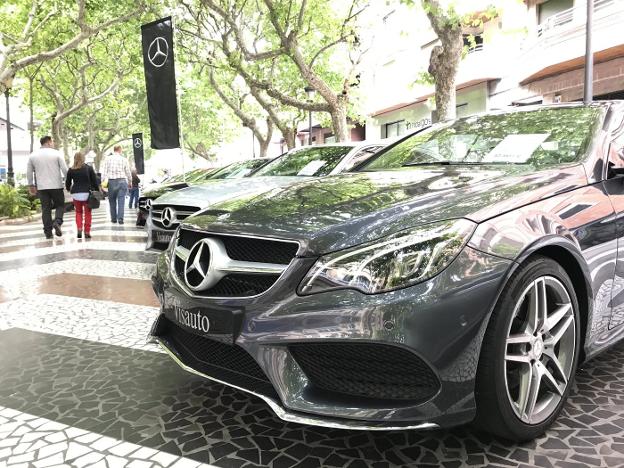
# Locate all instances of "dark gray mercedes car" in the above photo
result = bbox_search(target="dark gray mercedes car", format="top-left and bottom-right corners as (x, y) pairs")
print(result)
(150, 102), (624, 440)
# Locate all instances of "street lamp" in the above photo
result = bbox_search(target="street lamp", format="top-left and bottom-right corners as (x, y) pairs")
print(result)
(304, 86), (315, 145)
(3, 75), (15, 186)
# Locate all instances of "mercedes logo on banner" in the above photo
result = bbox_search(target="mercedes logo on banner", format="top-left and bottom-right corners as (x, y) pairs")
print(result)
(147, 37), (169, 68)
(134, 137), (143, 149)
(141, 16), (180, 149)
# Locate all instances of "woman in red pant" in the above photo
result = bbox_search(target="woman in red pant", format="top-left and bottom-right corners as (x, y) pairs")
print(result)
(65, 152), (99, 238)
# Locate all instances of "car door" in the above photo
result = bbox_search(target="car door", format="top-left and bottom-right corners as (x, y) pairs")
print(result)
(603, 129), (624, 329)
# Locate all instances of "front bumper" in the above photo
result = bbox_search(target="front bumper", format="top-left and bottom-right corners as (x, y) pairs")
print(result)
(150, 246), (512, 429)
(145, 215), (176, 251)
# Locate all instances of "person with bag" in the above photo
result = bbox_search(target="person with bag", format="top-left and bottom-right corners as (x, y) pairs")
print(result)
(65, 151), (100, 239)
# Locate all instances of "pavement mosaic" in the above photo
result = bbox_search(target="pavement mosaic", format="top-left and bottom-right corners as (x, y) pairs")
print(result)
(1, 205), (624, 467)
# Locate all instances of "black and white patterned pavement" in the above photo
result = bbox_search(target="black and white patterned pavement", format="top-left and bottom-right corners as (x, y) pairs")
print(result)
(1, 207), (624, 467)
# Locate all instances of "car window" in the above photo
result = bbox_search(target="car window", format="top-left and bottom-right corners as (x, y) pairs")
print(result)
(208, 159), (266, 179)
(343, 146), (384, 172)
(362, 107), (605, 171)
(253, 146), (354, 177)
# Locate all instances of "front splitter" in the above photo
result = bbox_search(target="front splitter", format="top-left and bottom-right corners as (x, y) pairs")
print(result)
(150, 336), (440, 432)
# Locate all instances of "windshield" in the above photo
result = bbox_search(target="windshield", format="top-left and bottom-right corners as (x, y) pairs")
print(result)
(362, 107), (605, 171)
(253, 146), (354, 177)
(184, 169), (210, 182)
(210, 159), (269, 179)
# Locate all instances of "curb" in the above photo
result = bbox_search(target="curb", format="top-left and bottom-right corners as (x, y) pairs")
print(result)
(0, 212), (38, 225)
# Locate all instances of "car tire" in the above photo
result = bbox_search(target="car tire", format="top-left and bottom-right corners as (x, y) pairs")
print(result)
(474, 255), (580, 441)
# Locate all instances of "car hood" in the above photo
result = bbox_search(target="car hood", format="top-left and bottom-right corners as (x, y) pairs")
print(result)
(143, 182), (189, 199)
(152, 176), (303, 207)
(186, 164), (588, 255)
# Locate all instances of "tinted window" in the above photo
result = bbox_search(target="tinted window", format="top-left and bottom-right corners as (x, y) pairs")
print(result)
(209, 159), (269, 179)
(343, 146), (383, 172)
(362, 107), (604, 171)
(253, 146), (353, 177)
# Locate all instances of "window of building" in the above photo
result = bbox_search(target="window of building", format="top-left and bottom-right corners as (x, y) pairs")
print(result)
(538, 0), (574, 25)
(463, 34), (483, 52)
(456, 103), (469, 118)
(382, 120), (406, 139)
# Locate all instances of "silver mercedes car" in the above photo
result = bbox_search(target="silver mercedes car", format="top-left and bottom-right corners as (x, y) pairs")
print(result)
(145, 142), (385, 250)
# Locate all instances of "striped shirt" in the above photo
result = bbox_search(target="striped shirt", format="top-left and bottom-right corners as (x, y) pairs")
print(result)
(101, 152), (131, 183)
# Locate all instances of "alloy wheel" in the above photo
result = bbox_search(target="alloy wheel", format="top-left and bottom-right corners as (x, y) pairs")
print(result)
(504, 275), (576, 425)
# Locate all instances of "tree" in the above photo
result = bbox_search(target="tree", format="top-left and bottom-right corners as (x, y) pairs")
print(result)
(402, 0), (498, 121)
(421, 0), (463, 121)
(0, 0), (145, 92)
(178, 4), (306, 151)
(182, 0), (367, 141)
(34, 27), (139, 160)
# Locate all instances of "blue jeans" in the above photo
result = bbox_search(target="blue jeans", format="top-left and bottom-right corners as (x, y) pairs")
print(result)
(128, 187), (139, 208)
(108, 179), (128, 222)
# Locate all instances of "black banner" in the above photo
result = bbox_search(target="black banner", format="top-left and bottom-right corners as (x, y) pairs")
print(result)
(132, 133), (145, 174)
(141, 17), (180, 149)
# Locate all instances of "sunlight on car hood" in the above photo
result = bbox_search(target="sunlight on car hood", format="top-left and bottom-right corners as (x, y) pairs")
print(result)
(152, 176), (303, 208)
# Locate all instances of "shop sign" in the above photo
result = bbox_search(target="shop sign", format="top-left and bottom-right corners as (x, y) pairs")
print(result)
(406, 118), (432, 131)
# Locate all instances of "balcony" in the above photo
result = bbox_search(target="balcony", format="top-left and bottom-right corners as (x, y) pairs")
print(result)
(520, 0), (624, 83)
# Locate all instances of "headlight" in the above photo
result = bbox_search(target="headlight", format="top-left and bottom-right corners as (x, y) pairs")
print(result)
(298, 219), (476, 295)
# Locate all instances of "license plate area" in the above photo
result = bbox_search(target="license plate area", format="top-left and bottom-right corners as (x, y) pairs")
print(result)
(156, 232), (173, 244)
(163, 289), (242, 344)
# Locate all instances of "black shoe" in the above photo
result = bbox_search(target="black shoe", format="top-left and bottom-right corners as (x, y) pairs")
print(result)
(118, 219), (124, 225)
(45, 233), (53, 239)
(53, 223), (62, 237)
(85, 233), (92, 239)
(77, 231), (82, 239)
(111, 219), (117, 224)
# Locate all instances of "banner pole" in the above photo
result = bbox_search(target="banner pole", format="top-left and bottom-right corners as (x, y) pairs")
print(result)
(172, 14), (186, 182)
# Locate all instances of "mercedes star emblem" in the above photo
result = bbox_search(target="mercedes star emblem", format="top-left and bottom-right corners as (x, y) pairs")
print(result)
(145, 199), (153, 210)
(147, 37), (169, 68)
(134, 137), (142, 149)
(184, 239), (218, 291)
(161, 207), (176, 228)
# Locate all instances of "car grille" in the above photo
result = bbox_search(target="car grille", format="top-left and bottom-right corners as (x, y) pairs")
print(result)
(152, 204), (200, 230)
(173, 228), (298, 298)
(158, 317), (279, 400)
(138, 196), (154, 213)
(289, 342), (440, 402)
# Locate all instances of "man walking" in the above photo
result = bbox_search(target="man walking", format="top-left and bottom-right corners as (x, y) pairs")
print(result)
(101, 145), (132, 224)
(27, 136), (68, 239)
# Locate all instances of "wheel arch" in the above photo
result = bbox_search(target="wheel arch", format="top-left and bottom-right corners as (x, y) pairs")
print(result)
(509, 238), (593, 363)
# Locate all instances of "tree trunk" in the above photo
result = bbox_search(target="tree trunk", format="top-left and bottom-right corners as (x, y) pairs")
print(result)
(258, 139), (270, 158)
(428, 41), (462, 121)
(282, 128), (297, 150)
(424, 0), (464, 122)
(95, 150), (104, 171)
(330, 98), (350, 142)
(51, 114), (61, 149)
(61, 125), (70, 162)
(29, 77), (34, 153)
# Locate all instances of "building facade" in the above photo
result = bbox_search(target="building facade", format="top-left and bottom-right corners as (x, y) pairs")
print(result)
(362, 0), (624, 140)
